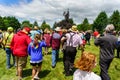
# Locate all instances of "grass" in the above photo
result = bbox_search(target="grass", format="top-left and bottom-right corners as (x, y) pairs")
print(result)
(0, 39), (120, 80)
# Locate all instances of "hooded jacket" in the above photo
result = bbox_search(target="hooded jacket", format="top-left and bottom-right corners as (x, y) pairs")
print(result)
(11, 31), (31, 57)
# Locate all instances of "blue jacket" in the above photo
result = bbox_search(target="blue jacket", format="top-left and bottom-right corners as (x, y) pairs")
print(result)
(28, 40), (46, 63)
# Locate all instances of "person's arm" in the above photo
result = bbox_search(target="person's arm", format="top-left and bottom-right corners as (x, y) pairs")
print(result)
(79, 36), (84, 54)
(41, 40), (47, 47)
(0, 34), (3, 43)
(27, 44), (31, 56)
(61, 36), (66, 44)
(10, 34), (15, 51)
(26, 36), (32, 45)
(94, 34), (101, 46)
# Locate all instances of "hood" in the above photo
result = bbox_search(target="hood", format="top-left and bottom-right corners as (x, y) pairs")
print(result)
(17, 30), (27, 36)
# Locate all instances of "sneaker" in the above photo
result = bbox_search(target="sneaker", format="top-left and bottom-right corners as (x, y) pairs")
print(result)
(7, 66), (11, 69)
(52, 65), (56, 68)
(18, 77), (22, 80)
(16, 71), (18, 76)
(34, 76), (40, 80)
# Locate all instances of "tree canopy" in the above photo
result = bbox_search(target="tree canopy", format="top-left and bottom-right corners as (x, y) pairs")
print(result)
(0, 10), (120, 32)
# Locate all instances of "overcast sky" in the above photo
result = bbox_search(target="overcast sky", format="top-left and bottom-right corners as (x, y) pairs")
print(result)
(0, 0), (120, 27)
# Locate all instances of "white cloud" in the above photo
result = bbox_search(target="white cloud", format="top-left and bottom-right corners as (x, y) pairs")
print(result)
(0, 0), (120, 27)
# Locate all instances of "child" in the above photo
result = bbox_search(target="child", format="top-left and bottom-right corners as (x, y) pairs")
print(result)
(28, 34), (46, 80)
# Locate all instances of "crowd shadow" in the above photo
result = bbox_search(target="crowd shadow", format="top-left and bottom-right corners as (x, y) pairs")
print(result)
(57, 57), (63, 62)
(39, 70), (51, 78)
(23, 69), (32, 78)
(22, 69), (51, 78)
(115, 65), (120, 71)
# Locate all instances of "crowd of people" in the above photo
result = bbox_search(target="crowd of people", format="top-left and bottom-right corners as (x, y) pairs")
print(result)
(0, 24), (119, 80)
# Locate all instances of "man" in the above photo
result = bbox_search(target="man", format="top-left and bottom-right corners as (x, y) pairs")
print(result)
(3, 27), (15, 69)
(11, 27), (31, 80)
(85, 31), (91, 45)
(0, 29), (3, 48)
(61, 25), (84, 76)
(94, 24), (117, 80)
(116, 31), (120, 58)
(51, 27), (61, 68)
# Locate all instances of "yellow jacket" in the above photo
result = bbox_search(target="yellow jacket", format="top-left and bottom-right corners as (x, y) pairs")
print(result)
(3, 32), (14, 48)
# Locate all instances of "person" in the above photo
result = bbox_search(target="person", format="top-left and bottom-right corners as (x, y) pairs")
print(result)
(30, 26), (41, 40)
(116, 31), (120, 58)
(28, 34), (46, 80)
(85, 31), (91, 45)
(43, 28), (51, 55)
(0, 29), (3, 48)
(51, 27), (61, 68)
(61, 25), (84, 76)
(3, 27), (15, 69)
(73, 52), (101, 80)
(11, 27), (31, 80)
(93, 29), (99, 39)
(94, 24), (117, 80)
(61, 29), (67, 53)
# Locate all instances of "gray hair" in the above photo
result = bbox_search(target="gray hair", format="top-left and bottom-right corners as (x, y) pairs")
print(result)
(105, 24), (114, 32)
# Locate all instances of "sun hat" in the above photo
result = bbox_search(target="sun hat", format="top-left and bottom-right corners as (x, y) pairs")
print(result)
(47, 30), (50, 33)
(7, 27), (13, 31)
(34, 26), (39, 30)
(71, 25), (77, 32)
(54, 27), (61, 31)
(44, 28), (49, 33)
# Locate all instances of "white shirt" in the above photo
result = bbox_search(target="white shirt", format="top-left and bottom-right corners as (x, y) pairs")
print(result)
(73, 69), (101, 80)
(66, 32), (83, 47)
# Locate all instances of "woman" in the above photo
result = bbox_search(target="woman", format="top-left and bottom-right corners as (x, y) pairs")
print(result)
(43, 28), (51, 55)
(73, 52), (101, 80)
(28, 34), (46, 80)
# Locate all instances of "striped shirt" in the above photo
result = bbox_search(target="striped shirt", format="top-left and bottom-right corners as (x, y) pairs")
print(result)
(66, 32), (83, 47)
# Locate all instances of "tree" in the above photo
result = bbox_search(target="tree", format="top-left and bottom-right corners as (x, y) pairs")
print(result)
(9, 16), (20, 30)
(109, 10), (120, 31)
(53, 22), (57, 29)
(2, 16), (20, 30)
(0, 16), (5, 30)
(92, 11), (108, 33)
(40, 20), (50, 30)
(77, 18), (90, 31)
(33, 21), (38, 27)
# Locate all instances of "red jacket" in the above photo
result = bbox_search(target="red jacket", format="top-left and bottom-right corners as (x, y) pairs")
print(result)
(11, 31), (31, 57)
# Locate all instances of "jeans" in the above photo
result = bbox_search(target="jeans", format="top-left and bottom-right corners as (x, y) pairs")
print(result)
(52, 49), (59, 66)
(5, 48), (15, 68)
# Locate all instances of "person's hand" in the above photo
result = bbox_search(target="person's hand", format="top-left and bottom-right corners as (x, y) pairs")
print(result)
(96, 34), (100, 38)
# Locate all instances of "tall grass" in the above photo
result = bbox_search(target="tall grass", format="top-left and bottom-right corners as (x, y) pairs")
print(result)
(0, 40), (120, 80)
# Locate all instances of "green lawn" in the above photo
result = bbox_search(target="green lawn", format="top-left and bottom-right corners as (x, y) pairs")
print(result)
(0, 40), (120, 80)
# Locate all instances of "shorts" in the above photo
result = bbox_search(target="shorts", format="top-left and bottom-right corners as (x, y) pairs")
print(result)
(16, 56), (27, 68)
(30, 62), (42, 66)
